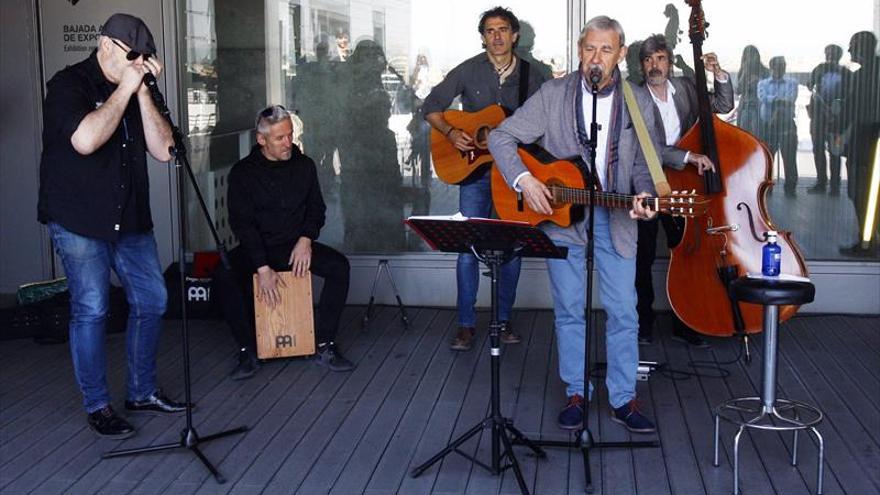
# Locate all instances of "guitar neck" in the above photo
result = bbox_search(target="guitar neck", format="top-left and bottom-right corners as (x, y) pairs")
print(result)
(549, 186), (648, 210)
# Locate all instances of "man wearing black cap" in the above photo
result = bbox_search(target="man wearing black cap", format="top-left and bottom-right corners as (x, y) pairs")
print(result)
(38, 13), (185, 439)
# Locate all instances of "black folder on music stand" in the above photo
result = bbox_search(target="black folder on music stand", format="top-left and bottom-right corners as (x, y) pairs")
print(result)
(405, 216), (566, 495)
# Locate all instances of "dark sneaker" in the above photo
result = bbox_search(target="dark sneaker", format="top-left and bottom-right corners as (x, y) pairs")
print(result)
(315, 342), (355, 372)
(230, 348), (261, 381)
(672, 328), (710, 348)
(557, 394), (584, 430)
(450, 326), (476, 351)
(87, 405), (135, 439)
(499, 321), (521, 345)
(124, 390), (187, 416)
(806, 184), (826, 195)
(611, 400), (656, 434)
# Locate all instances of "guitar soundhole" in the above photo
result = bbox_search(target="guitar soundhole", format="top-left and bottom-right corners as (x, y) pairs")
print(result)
(474, 125), (491, 149)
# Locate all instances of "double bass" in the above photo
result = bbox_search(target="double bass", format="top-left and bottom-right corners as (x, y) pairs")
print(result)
(665, 0), (809, 336)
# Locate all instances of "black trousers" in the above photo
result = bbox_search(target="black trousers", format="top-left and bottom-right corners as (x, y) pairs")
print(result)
(211, 242), (350, 350)
(635, 215), (689, 337)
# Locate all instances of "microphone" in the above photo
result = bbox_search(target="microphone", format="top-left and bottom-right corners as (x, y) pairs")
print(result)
(588, 65), (603, 87)
(143, 72), (171, 119)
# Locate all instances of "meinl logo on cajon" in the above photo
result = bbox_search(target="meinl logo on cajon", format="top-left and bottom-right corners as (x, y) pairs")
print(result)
(253, 272), (315, 359)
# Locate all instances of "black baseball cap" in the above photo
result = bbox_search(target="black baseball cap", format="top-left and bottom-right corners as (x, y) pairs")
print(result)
(100, 13), (156, 55)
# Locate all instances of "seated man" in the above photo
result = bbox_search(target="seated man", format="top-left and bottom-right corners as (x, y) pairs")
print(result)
(213, 105), (354, 379)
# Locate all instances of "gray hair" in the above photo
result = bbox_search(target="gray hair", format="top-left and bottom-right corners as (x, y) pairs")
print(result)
(578, 15), (626, 48)
(638, 34), (672, 62)
(255, 105), (291, 135)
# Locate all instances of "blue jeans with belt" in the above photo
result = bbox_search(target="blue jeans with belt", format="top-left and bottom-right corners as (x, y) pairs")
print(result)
(48, 222), (167, 413)
(456, 172), (521, 327)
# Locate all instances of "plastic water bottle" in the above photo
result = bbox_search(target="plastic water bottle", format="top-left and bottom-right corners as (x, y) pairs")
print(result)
(762, 231), (782, 276)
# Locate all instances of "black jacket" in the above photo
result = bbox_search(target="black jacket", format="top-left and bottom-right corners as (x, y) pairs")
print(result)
(228, 145), (326, 270)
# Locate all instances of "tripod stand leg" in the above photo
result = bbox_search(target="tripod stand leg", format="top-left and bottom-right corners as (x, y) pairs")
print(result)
(192, 445), (226, 484)
(410, 421), (485, 478)
(362, 261), (384, 328)
(382, 261), (409, 328)
(499, 425), (531, 495)
(198, 425), (249, 442)
(577, 430), (594, 494)
(504, 422), (546, 458)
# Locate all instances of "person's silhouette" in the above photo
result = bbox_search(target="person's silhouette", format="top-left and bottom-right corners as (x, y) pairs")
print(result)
(806, 44), (848, 196)
(839, 31), (880, 255)
(735, 45), (770, 138)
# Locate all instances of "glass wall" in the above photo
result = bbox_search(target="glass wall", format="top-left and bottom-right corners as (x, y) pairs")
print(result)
(180, 0), (879, 261)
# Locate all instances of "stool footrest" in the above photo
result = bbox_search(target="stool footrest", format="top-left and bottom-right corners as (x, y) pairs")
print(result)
(715, 397), (823, 431)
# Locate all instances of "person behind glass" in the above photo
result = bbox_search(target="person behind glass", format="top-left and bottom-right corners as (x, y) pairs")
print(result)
(212, 105), (355, 380)
(839, 31), (880, 256)
(758, 56), (799, 197)
(422, 6), (547, 351)
(806, 44), (848, 196)
(37, 13), (186, 439)
(735, 45), (769, 139)
(635, 34), (733, 347)
(488, 16), (660, 433)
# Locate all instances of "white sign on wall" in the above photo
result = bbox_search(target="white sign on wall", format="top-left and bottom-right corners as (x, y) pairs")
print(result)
(39, 1), (163, 86)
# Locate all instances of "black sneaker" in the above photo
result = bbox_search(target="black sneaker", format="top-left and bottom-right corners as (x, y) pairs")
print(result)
(315, 342), (355, 372)
(672, 328), (711, 348)
(87, 405), (135, 439)
(230, 348), (261, 381)
(124, 390), (188, 416)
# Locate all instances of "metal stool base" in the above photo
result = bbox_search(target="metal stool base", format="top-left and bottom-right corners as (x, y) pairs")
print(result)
(713, 397), (825, 495)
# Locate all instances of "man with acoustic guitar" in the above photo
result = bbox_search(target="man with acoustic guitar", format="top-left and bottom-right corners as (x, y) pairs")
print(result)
(423, 6), (546, 351)
(488, 16), (660, 433)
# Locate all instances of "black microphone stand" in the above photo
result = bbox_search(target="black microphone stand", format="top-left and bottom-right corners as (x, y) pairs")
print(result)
(514, 71), (658, 493)
(102, 75), (247, 483)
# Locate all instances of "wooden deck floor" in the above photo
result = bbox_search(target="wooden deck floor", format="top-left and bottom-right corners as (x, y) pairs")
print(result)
(1, 308), (878, 494)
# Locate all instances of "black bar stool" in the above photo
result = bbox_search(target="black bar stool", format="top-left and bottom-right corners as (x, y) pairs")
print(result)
(714, 276), (824, 494)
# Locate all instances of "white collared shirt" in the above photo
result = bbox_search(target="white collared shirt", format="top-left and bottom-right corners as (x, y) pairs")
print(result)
(649, 80), (681, 146)
(579, 79), (614, 190)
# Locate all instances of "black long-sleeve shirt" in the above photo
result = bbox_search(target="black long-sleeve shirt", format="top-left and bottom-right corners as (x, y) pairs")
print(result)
(227, 145), (326, 270)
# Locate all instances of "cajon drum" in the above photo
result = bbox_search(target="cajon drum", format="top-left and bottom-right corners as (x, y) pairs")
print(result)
(253, 271), (315, 359)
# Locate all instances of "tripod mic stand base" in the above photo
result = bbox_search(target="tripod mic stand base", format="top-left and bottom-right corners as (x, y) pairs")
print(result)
(513, 428), (658, 493)
(102, 425), (248, 484)
(410, 414), (544, 495)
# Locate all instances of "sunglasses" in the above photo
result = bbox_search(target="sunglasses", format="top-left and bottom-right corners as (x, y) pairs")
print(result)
(111, 38), (151, 61)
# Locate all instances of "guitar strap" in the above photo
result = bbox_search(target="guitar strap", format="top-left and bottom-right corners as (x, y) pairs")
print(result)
(517, 58), (531, 107)
(621, 82), (672, 197)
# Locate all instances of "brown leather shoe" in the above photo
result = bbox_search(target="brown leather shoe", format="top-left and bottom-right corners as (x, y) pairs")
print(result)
(499, 321), (521, 344)
(450, 326), (476, 351)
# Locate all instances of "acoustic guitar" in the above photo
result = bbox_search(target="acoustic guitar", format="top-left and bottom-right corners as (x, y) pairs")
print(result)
(430, 105), (506, 184)
(491, 145), (708, 227)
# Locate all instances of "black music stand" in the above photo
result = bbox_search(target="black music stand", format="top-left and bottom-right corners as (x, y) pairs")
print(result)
(405, 216), (567, 495)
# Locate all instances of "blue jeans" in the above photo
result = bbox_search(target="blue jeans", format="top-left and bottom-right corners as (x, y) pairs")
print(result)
(457, 172), (521, 327)
(545, 208), (639, 408)
(48, 223), (167, 413)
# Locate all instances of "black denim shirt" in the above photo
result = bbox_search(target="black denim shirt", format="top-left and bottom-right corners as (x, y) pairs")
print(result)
(38, 51), (152, 241)
(227, 146), (326, 270)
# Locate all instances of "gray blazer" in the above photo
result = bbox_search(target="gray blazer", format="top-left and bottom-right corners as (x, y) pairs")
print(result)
(655, 76), (736, 168)
(487, 70), (662, 258)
